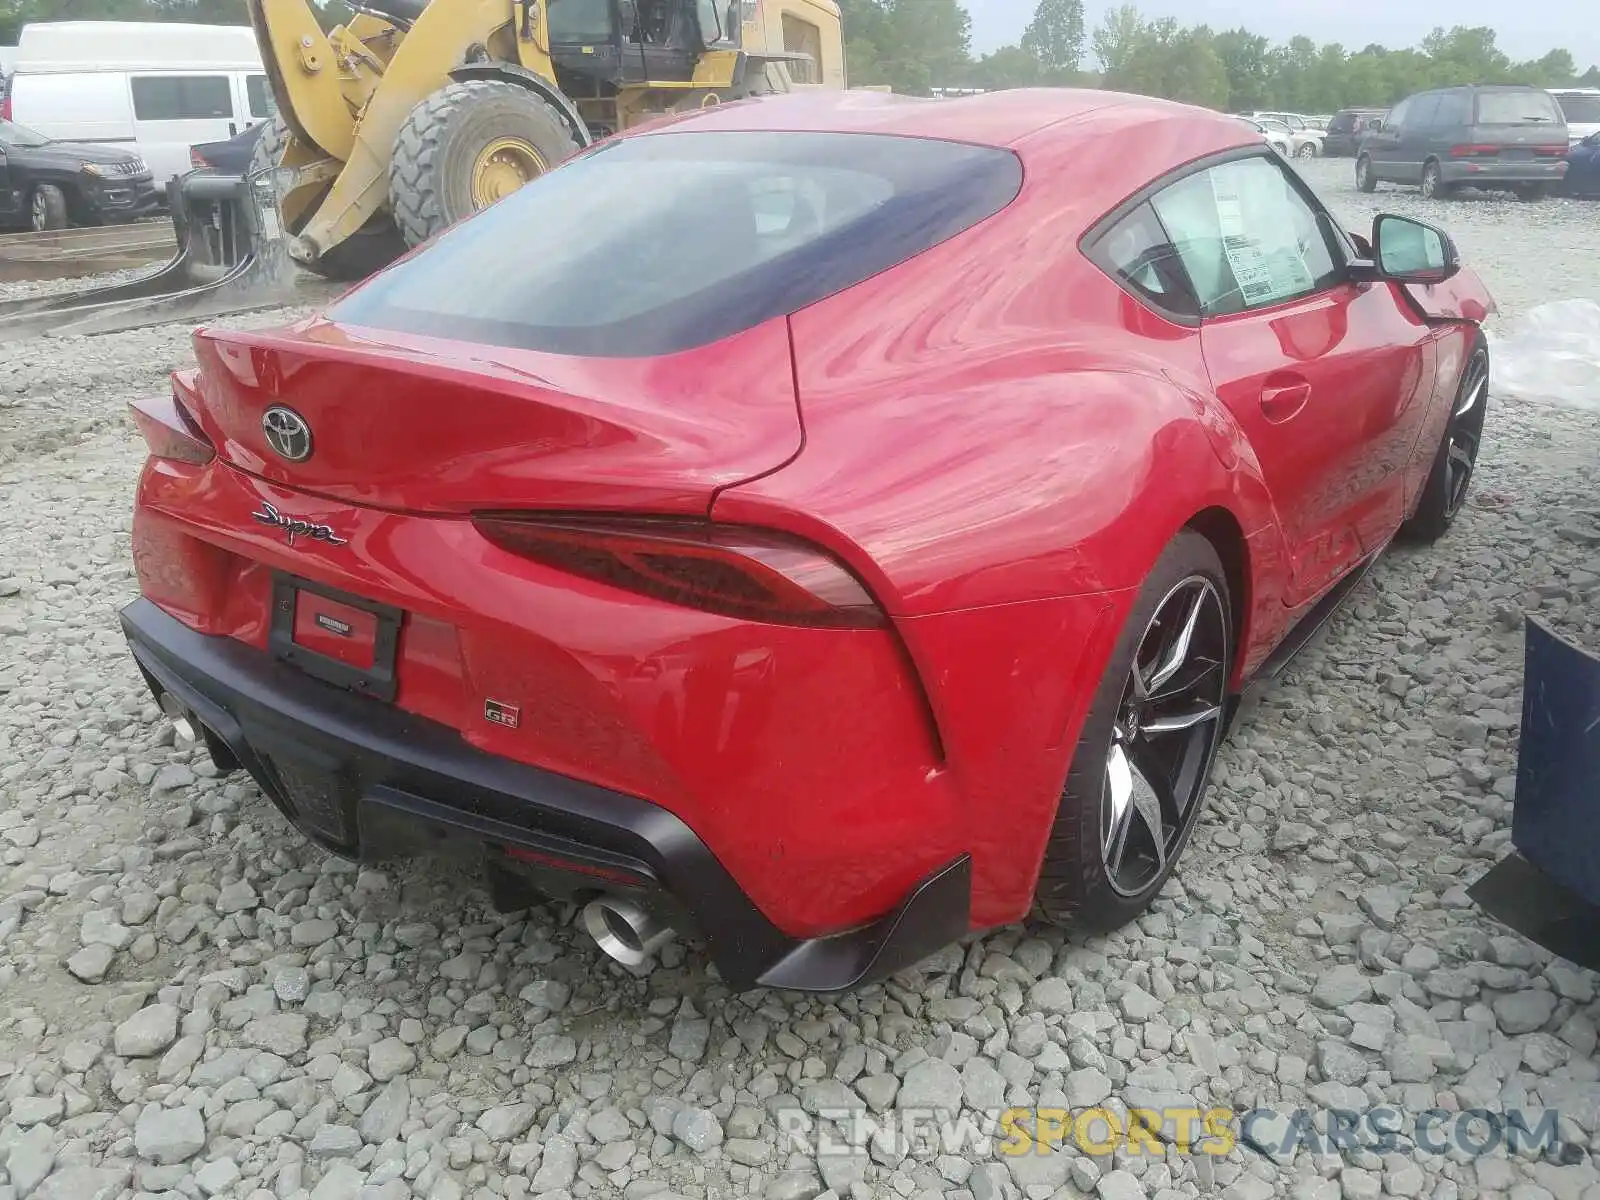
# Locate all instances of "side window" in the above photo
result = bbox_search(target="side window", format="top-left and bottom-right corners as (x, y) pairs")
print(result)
(131, 75), (235, 121)
(1150, 155), (1343, 317)
(1386, 98), (1412, 128)
(1085, 202), (1199, 320)
(246, 75), (275, 120)
(1408, 94), (1441, 129)
(1435, 91), (1470, 125)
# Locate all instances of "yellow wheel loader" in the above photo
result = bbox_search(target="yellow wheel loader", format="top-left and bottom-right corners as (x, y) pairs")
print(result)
(247, 0), (848, 278)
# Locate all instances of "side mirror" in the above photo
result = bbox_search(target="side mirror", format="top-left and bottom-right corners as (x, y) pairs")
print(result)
(1361, 213), (1461, 285)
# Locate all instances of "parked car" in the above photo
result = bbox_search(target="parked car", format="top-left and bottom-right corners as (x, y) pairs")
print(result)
(0, 116), (159, 230)
(1323, 107), (1388, 156)
(1253, 116), (1321, 158)
(1236, 115), (1291, 156)
(191, 121), (268, 173)
(119, 89), (1495, 991)
(1565, 130), (1600, 197)
(7, 21), (271, 194)
(1305, 114), (1332, 131)
(1551, 88), (1600, 146)
(1356, 84), (1570, 200)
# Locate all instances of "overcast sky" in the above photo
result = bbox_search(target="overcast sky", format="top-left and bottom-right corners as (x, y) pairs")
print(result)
(966, 1), (1600, 75)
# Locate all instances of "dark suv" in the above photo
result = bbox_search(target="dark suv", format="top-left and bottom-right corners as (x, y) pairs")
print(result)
(1323, 107), (1388, 156)
(0, 118), (160, 231)
(1355, 84), (1569, 200)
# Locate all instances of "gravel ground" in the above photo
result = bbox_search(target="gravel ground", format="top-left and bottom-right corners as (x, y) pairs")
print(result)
(1, 156), (1599, 1200)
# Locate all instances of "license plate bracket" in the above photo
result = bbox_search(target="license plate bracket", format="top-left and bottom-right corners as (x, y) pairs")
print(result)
(270, 573), (403, 702)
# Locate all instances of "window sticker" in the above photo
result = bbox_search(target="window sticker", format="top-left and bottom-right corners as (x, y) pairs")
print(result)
(1208, 161), (1316, 307)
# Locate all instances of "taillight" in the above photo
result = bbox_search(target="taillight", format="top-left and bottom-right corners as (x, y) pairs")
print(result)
(1534, 145), (1568, 157)
(0, 95), (10, 121)
(130, 372), (213, 465)
(190, 148), (208, 168)
(472, 514), (887, 629)
(1449, 144), (1499, 156)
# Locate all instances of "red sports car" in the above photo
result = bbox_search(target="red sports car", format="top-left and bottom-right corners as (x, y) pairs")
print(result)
(122, 89), (1495, 992)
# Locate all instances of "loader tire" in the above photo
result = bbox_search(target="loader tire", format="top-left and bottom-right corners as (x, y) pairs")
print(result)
(249, 120), (407, 282)
(389, 80), (581, 248)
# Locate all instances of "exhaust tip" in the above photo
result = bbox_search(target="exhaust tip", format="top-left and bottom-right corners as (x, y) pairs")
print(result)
(582, 898), (674, 967)
(158, 692), (197, 747)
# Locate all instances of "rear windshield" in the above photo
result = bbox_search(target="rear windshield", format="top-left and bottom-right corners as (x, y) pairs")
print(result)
(1475, 90), (1564, 125)
(1556, 94), (1600, 124)
(1328, 113), (1357, 132)
(331, 130), (1023, 358)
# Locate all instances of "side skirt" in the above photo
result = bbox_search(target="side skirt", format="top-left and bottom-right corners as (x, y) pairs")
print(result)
(1222, 544), (1388, 738)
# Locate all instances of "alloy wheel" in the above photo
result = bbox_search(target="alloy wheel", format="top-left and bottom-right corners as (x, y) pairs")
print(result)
(1100, 576), (1229, 898)
(29, 191), (47, 231)
(1443, 348), (1490, 521)
(1421, 164), (1439, 199)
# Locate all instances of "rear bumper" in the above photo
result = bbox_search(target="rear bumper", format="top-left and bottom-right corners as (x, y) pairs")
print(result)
(1439, 160), (1568, 185)
(120, 597), (971, 993)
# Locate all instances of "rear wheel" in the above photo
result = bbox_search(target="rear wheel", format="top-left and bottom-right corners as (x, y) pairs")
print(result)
(1295, 141), (1317, 159)
(1033, 531), (1233, 931)
(1420, 159), (1453, 200)
(390, 80), (581, 248)
(1400, 336), (1489, 544)
(250, 119), (407, 282)
(30, 184), (68, 231)
(1355, 155), (1377, 193)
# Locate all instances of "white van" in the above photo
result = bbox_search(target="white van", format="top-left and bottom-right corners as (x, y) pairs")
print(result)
(7, 22), (270, 193)
(1551, 88), (1600, 146)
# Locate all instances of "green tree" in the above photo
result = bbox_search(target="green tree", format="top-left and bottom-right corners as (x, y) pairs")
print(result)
(1021, 0), (1085, 77)
(1106, 17), (1227, 108)
(973, 44), (1045, 90)
(1090, 3), (1144, 77)
(1212, 27), (1271, 111)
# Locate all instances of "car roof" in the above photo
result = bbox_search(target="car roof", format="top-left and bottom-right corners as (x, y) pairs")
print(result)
(630, 88), (1262, 208)
(636, 87), (1252, 153)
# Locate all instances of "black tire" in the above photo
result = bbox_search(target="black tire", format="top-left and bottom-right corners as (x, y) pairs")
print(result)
(389, 80), (581, 248)
(1355, 155), (1376, 193)
(1420, 159), (1453, 200)
(1400, 334), (1489, 544)
(30, 184), (68, 231)
(250, 119), (407, 282)
(1033, 530), (1233, 931)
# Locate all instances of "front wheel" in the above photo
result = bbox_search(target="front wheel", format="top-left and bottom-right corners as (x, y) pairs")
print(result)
(1400, 336), (1489, 544)
(390, 79), (581, 248)
(1355, 155), (1376, 193)
(1033, 531), (1233, 931)
(1295, 142), (1317, 159)
(30, 184), (69, 231)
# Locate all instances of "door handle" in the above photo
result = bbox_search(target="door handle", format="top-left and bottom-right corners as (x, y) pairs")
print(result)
(1260, 376), (1312, 422)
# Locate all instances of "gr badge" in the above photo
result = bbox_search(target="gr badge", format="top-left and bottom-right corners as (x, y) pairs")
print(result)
(484, 699), (520, 729)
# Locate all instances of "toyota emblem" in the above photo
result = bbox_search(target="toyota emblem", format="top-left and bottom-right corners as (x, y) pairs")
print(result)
(262, 406), (313, 463)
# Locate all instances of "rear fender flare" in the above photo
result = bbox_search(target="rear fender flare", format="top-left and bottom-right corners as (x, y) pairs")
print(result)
(446, 63), (594, 151)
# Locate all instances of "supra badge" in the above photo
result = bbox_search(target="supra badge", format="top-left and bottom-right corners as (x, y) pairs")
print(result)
(252, 501), (348, 547)
(262, 406), (314, 462)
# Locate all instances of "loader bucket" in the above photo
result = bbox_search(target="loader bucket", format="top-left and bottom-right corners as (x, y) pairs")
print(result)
(0, 167), (328, 343)
(1469, 618), (1600, 969)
